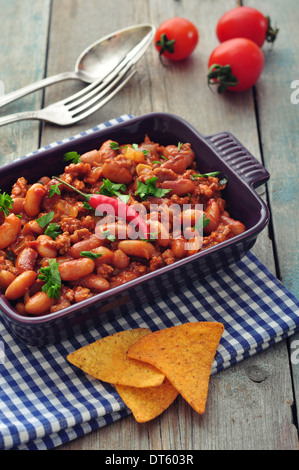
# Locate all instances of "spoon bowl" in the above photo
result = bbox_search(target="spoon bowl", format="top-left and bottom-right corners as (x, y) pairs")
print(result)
(75, 24), (154, 83)
(0, 24), (155, 108)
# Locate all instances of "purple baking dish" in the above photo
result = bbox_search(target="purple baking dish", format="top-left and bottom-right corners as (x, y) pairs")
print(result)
(0, 112), (269, 346)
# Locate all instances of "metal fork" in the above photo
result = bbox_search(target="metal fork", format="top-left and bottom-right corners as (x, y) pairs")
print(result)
(0, 67), (136, 127)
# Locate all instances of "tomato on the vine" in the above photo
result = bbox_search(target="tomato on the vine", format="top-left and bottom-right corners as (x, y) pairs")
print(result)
(154, 17), (199, 62)
(207, 38), (264, 93)
(216, 6), (278, 48)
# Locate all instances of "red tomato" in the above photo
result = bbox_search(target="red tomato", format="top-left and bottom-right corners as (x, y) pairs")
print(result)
(216, 6), (278, 48)
(154, 17), (199, 61)
(207, 38), (264, 93)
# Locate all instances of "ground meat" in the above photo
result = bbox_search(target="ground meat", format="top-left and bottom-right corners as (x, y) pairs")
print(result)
(80, 215), (97, 232)
(65, 162), (91, 179)
(55, 232), (71, 254)
(74, 286), (92, 303)
(59, 217), (81, 234)
(96, 263), (114, 279)
(162, 249), (176, 265)
(109, 262), (147, 288)
(69, 228), (91, 244)
(149, 255), (165, 272)
(11, 177), (27, 198)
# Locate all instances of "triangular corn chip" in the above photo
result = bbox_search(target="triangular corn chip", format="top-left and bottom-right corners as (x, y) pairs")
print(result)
(116, 378), (178, 423)
(67, 328), (165, 387)
(127, 322), (224, 414)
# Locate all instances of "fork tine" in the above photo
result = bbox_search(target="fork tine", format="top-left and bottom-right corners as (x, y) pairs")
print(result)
(68, 65), (133, 115)
(63, 47), (138, 109)
(70, 70), (136, 123)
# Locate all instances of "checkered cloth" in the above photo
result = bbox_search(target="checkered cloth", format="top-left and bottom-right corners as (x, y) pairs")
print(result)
(0, 116), (298, 450)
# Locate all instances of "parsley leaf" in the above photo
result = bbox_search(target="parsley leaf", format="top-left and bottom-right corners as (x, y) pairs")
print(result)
(80, 251), (103, 260)
(36, 211), (54, 228)
(44, 223), (62, 240)
(38, 259), (61, 299)
(192, 171), (228, 186)
(101, 230), (116, 242)
(0, 191), (13, 216)
(63, 151), (81, 164)
(141, 231), (161, 242)
(99, 178), (130, 204)
(109, 142), (120, 150)
(49, 184), (61, 198)
(135, 177), (171, 200)
(192, 171), (220, 179)
(116, 194), (130, 204)
(193, 214), (210, 231)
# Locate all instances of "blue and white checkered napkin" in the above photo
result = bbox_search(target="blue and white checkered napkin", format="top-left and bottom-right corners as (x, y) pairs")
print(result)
(0, 117), (299, 450)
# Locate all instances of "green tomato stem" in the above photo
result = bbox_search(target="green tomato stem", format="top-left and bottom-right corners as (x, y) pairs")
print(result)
(207, 64), (238, 94)
(266, 16), (279, 44)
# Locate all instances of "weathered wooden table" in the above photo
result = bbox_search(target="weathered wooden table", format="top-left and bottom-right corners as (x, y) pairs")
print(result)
(0, 0), (298, 450)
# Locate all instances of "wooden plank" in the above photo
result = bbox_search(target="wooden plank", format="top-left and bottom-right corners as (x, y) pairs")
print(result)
(0, 0), (51, 164)
(244, 0), (299, 434)
(46, 0), (297, 450)
(40, 0), (156, 147)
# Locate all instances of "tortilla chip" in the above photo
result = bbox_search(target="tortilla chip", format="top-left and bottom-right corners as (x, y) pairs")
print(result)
(67, 328), (165, 387)
(127, 322), (224, 414)
(116, 378), (178, 423)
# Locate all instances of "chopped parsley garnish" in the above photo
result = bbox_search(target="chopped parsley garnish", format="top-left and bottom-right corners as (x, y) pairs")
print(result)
(99, 178), (130, 204)
(132, 143), (149, 155)
(0, 191), (13, 216)
(44, 223), (62, 240)
(142, 231), (161, 242)
(36, 211), (54, 228)
(193, 214), (210, 231)
(192, 171), (228, 186)
(135, 177), (171, 200)
(192, 171), (221, 179)
(101, 230), (116, 242)
(48, 184), (61, 198)
(80, 251), (103, 260)
(38, 259), (61, 299)
(63, 151), (81, 164)
(177, 142), (183, 151)
(109, 142), (120, 150)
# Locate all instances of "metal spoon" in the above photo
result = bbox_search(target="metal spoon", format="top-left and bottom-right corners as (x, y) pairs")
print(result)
(0, 23), (154, 108)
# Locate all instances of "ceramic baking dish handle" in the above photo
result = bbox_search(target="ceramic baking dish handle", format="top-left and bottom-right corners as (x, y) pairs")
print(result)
(205, 131), (270, 188)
